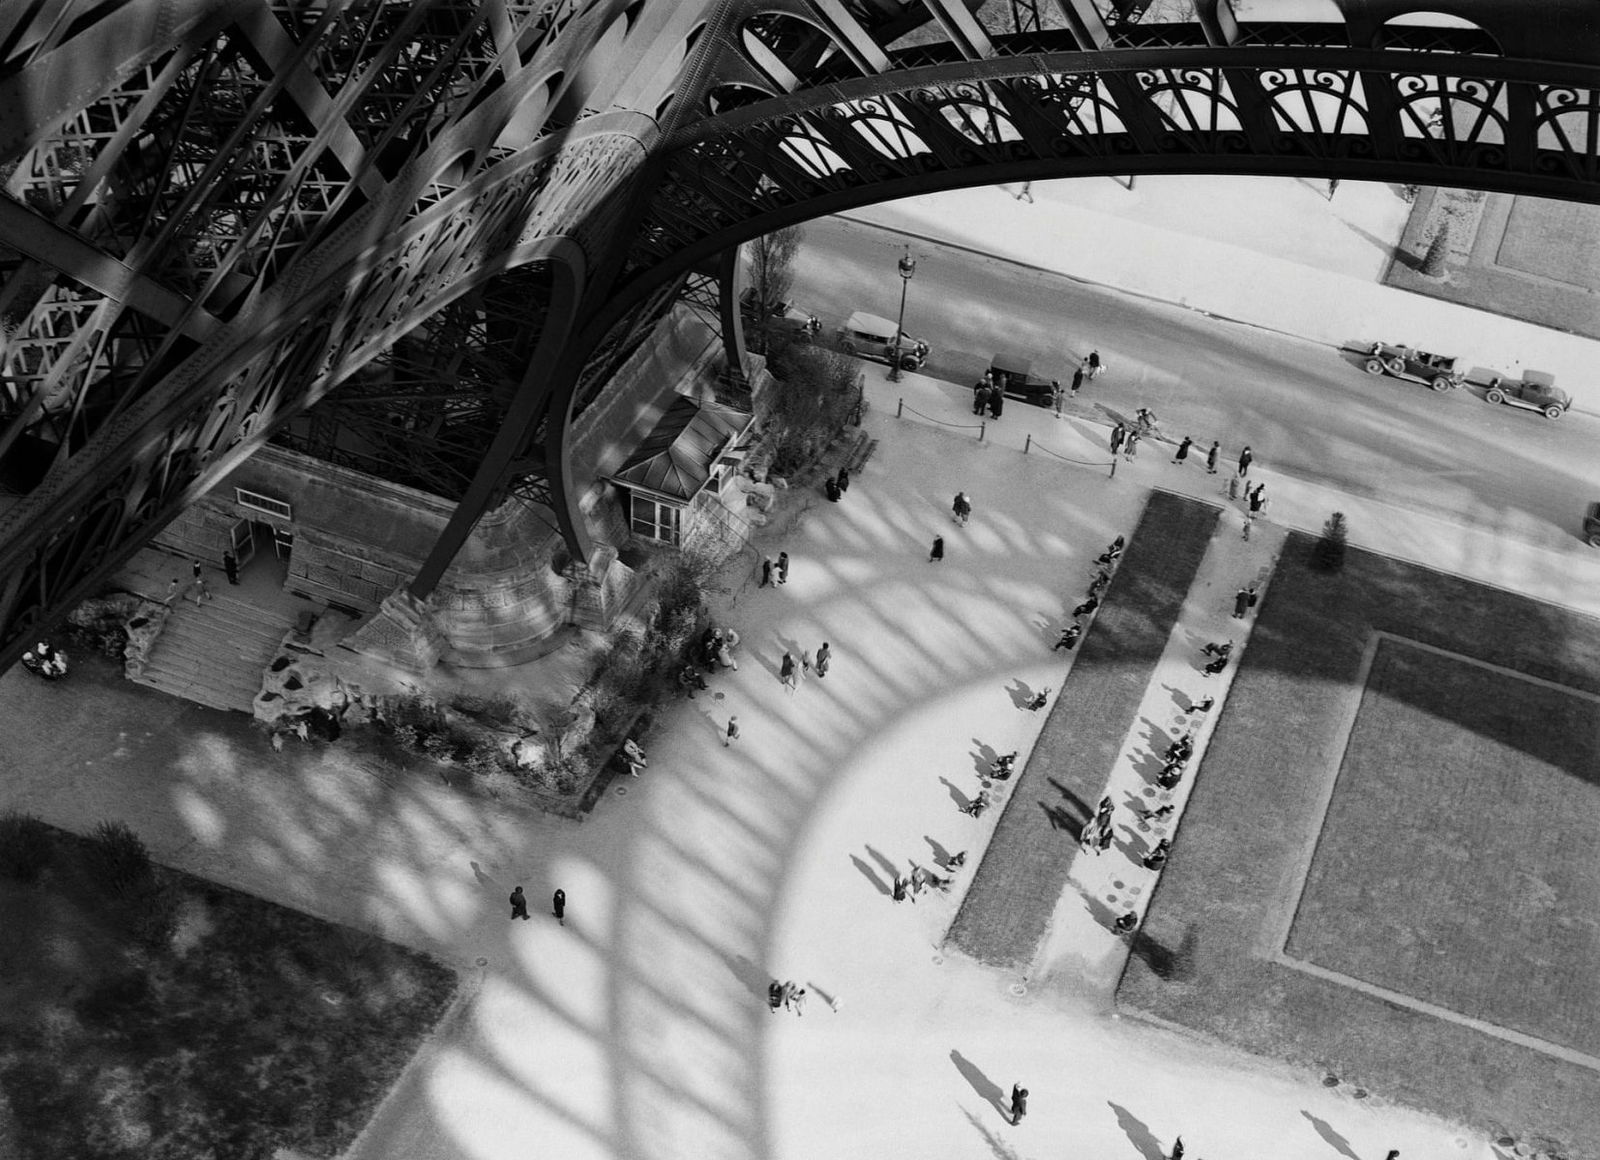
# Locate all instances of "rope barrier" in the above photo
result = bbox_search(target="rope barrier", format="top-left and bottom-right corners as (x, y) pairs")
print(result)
(897, 397), (987, 431)
(1024, 432), (1115, 468)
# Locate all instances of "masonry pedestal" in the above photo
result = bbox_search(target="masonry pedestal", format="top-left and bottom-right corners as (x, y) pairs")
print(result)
(344, 589), (447, 672)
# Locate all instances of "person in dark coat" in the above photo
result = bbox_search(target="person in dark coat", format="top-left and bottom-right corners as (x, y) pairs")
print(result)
(825, 476), (840, 502)
(780, 651), (797, 693)
(552, 888), (566, 926)
(510, 886), (530, 921)
(836, 467), (850, 494)
(1010, 1085), (1028, 1126)
(1206, 440), (1220, 474)
(223, 551), (239, 585)
(815, 642), (831, 677)
(777, 551), (790, 585)
(1172, 436), (1193, 466)
(989, 385), (1003, 419)
(1071, 365), (1085, 396)
(761, 557), (774, 587)
(1234, 587), (1251, 618)
(929, 535), (945, 563)
(1237, 445), (1253, 477)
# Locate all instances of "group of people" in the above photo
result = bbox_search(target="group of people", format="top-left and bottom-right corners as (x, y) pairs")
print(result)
(890, 857), (959, 902)
(679, 620), (743, 697)
(20, 640), (68, 680)
(767, 979), (808, 1015)
(824, 466), (851, 503)
(1056, 535), (1123, 650)
(778, 641), (831, 694)
(759, 551), (791, 588)
(971, 372), (1008, 419)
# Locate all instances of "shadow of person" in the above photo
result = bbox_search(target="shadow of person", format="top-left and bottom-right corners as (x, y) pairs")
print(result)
(864, 844), (901, 883)
(924, 835), (953, 866)
(1300, 1110), (1363, 1160)
(722, 953), (774, 1002)
(949, 1049), (1007, 1116)
(957, 1104), (1020, 1157)
(1074, 883), (1122, 930)
(469, 860), (495, 887)
(1107, 1101), (1168, 1160)
(970, 739), (998, 776)
(1130, 924), (1197, 982)
(851, 853), (892, 897)
(1005, 680), (1034, 710)
(938, 776), (973, 810)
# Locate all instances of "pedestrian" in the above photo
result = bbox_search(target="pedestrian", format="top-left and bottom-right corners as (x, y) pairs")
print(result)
(717, 639), (738, 670)
(989, 386), (1003, 419)
(1233, 587), (1251, 618)
(164, 577), (182, 606)
(1053, 623), (1081, 651)
(1327, 177), (1340, 200)
(510, 886), (530, 921)
(1122, 430), (1140, 461)
(801, 648), (813, 678)
(1247, 584), (1259, 610)
(1025, 687), (1051, 712)
(1191, 695), (1215, 714)
(1087, 349), (1102, 378)
(1383, 1152), (1399, 1160)
(679, 663), (708, 698)
(1096, 821), (1114, 853)
(786, 986), (806, 1015)
(1072, 594), (1099, 618)
(1169, 1138), (1185, 1160)
(1237, 445), (1253, 477)
(836, 467), (850, 494)
(1071, 365), (1085, 397)
(190, 573), (212, 604)
(768, 980), (785, 1013)
(825, 476), (841, 502)
(973, 377), (989, 415)
(1144, 839), (1170, 870)
(780, 651), (798, 693)
(1010, 1084), (1028, 1126)
(1206, 440), (1220, 474)
(929, 535), (944, 562)
(1227, 473), (1241, 502)
(193, 559), (203, 583)
(1249, 483), (1268, 517)
(725, 715), (740, 747)
(1096, 795), (1113, 822)
(1109, 422), (1125, 455)
(761, 557), (774, 587)
(1114, 912), (1138, 934)
(892, 875), (908, 903)
(1051, 380), (1063, 417)
(223, 551), (239, 585)
(815, 642), (831, 678)
(777, 551), (790, 585)
(952, 492), (971, 526)
(552, 888), (566, 926)
(1172, 436), (1192, 466)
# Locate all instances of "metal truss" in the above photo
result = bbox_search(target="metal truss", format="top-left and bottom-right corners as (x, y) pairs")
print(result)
(2, 0), (1600, 670)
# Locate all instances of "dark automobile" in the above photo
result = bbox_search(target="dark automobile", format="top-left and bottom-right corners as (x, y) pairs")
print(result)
(988, 352), (1055, 407)
(739, 288), (820, 345)
(1362, 341), (1465, 391)
(1483, 369), (1571, 419)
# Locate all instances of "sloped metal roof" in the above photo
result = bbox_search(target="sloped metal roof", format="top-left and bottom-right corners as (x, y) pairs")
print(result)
(610, 395), (752, 502)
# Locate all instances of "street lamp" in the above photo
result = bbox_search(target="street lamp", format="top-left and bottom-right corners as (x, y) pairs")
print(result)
(888, 244), (916, 382)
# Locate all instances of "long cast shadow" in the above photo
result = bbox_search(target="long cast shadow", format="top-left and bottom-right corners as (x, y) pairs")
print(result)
(1300, 1110), (1363, 1160)
(1108, 1101), (1168, 1160)
(851, 854), (892, 896)
(958, 1105), (1020, 1160)
(950, 1049), (1007, 1117)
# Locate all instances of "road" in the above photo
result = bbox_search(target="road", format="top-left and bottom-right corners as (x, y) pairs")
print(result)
(787, 215), (1600, 548)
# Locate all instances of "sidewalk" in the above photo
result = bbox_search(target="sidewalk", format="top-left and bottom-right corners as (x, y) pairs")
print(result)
(5, 359), (1589, 1159)
(842, 175), (1600, 411)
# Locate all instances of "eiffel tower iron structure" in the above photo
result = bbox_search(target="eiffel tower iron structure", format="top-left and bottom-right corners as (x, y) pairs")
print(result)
(2, 0), (1599, 670)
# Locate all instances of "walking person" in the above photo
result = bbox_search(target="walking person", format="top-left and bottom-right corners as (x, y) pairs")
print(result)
(815, 642), (831, 678)
(189, 559), (213, 603)
(552, 888), (566, 926)
(1172, 436), (1192, 466)
(1205, 439), (1220, 474)
(1122, 430), (1140, 462)
(510, 886), (530, 921)
(929, 535), (944, 563)
(1071, 364), (1085, 397)
(1010, 1084), (1028, 1126)
(1051, 380), (1063, 418)
(777, 551), (790, 585)
(952, 492), (971, 527)
(785, 985), (806, 1015)
(836, 467), (850, 495)
(1087, 350), (1103, 378)
(724, 715), (740, 747)
(1109, 422), (1125, 456)
(1237, 445), (1253, 478)
(972, 377), (990, 415)
(761, 557), (774, 588)
(163, 577), (182, 606)
(1233, 587), (1252, 618)
(780, 651), (798, 693)
(223, 551), (240, 585)
(988, 385), (1003, 420)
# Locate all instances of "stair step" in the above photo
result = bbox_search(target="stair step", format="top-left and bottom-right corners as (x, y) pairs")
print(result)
(130, 598), (300, 714)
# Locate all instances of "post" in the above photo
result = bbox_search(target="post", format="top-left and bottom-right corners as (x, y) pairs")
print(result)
(897, 397), (904, 418)
(979, 421), (986, 443)
(888, 244), (915, 383)
(1109, 457), (1117, 478)
(1024, 433), (1031, 454)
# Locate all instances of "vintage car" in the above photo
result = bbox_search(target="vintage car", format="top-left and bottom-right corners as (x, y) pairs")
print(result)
(835, 310), (930, 370)
(1361, 342), (1465, 391)
(1585, 501), (1600, 548)
(1483, 369), (1571, 419)
(738, 288), (820, 343)
(988, 352), (1055, 407)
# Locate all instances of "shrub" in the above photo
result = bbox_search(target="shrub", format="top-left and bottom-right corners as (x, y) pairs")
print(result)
(85, 821), (154, 897)
(127, 881), (180, 949)
(1419, 220), (1451, 277)
(1313, 511), (1349, 572)
(0, 811), (52, 883)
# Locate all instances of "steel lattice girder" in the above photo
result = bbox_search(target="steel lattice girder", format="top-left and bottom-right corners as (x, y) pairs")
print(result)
(596, 38), (1600, 335)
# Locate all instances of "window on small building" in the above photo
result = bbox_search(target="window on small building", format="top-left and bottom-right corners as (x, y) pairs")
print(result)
(630, 494), (682, 545)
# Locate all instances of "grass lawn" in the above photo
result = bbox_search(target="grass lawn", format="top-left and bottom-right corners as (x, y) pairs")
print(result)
(1288, 636), (1600, 1057)
(0, 827), (457, 1160)
(1118, 535), (1600, 1160)
(947, 489), (1220, 968)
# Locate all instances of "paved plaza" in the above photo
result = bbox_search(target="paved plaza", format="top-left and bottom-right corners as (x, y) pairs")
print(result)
(11, 352), (1597, 1157)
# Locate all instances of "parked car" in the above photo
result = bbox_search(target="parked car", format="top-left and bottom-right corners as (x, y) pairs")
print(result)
(1584, 501), (1600, 547)
(836, 311), (930, 370)
(739, 288), (820, 343)
(1483, 369), (1571, 419)
(1361, 342), (1465, 391)
(988, 352), (1054, 407)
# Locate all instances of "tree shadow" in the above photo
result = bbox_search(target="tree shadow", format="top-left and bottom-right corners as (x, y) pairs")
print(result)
(1300, 1110), (1363, 1160)
(1108, 1101), (1168, 1160)
(1131, 923), (1198, 982)
(850, 853), (892, 897)
(949, 1049), (1007, 1116)
(958, 1104), (1021, 1160)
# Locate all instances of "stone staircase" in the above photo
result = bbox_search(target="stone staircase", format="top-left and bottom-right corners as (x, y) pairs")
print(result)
(129, 591), (296, 713)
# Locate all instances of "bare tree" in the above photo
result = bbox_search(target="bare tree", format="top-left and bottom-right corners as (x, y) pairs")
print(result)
(746, 225), (805, 318)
